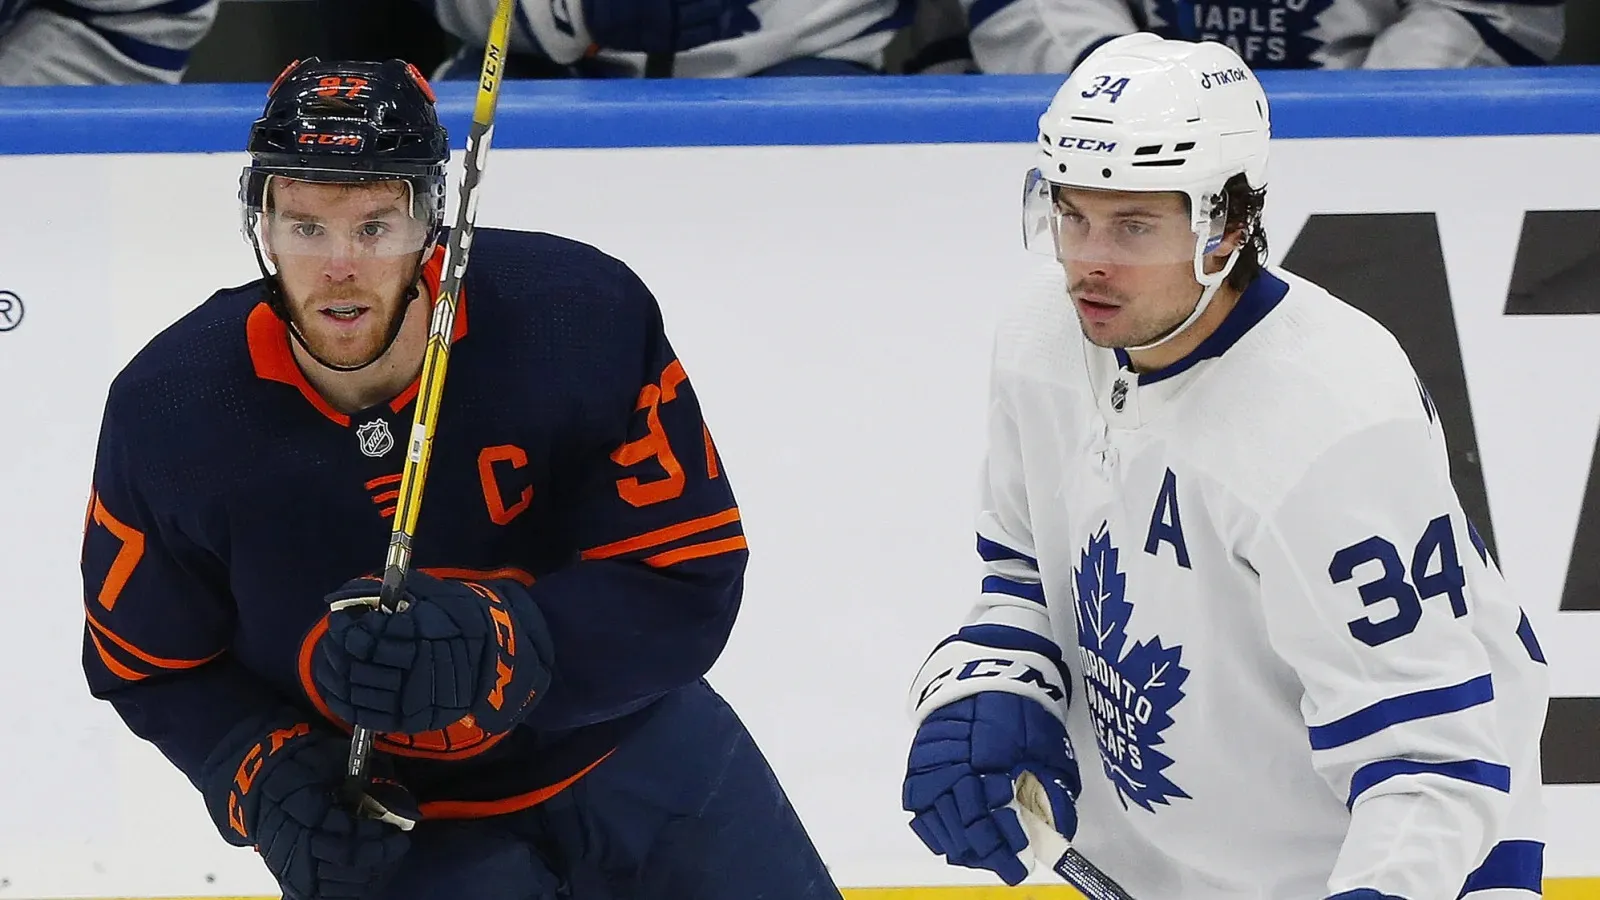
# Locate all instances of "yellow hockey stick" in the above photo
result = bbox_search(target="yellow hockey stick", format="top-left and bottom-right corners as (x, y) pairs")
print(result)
(341, 0), (518, 819)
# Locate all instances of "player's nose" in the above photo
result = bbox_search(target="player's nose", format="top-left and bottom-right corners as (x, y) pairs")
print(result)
(320, 250), (362, 280)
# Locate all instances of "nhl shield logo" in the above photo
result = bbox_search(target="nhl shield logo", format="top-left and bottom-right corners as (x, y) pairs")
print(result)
(357, 419), (395, 458)
(1111, 378), (1129, 412)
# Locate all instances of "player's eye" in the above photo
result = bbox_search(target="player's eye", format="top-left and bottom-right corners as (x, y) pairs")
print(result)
(291, 222), (324, 238)
(359, 221), (390, 238)
(1122, 221), (1153, 237)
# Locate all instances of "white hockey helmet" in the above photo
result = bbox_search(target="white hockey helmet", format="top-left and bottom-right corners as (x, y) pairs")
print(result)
(1023, 34), (1272, 349)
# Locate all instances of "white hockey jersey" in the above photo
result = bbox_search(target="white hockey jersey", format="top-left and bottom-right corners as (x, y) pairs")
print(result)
(916, 265), (1550, 899)
(0, 0), (217, 85)
(432, 0), (909, 78)
(924, 0), (1563, 72)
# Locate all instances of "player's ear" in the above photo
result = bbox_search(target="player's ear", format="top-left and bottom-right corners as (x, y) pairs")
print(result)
(1203, 226), (1245, 274)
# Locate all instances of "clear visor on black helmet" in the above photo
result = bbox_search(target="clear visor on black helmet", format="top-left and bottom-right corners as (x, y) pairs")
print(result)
(1022, 168), (1228, 267)
(243, 169), (432, 260)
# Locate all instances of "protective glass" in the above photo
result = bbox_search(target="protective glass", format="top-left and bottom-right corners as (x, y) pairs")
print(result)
(1022, 168), (1226, 267)
(246, 172), (431, 259)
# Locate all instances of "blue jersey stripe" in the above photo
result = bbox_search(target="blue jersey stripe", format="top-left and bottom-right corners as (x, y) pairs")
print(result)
(1456, 10), (1549, 66)
(854, 0), (915, 39)
(1347, 758), (1511, 808)
(1460, 840), (1544, 895)
(1309, 674), (1494, 751)
(977, 534), (1038, 567)
(1328, 891), (1408, 900)
(981, 574), (1046, 605)
(1516, 610), (1547, 665)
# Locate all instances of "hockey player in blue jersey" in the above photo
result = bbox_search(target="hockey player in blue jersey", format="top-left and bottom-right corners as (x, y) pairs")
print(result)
(80, 57), (842, 900)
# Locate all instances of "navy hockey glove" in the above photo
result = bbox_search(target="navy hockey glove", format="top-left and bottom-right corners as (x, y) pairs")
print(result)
(518, 0), (760, 62)
(313, 572), (555, 736)
(202, 714), (413, 900)
(902, 693), (1081, 886)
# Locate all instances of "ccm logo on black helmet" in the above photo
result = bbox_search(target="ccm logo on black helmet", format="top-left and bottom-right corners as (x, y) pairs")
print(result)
(296, 133), (364, 148)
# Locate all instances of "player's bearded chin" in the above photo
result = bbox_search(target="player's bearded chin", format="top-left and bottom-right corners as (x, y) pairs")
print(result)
(289, 277), (412, 368)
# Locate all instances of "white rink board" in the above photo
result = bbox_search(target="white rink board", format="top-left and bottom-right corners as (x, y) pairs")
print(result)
(2, 133), (1600, 896)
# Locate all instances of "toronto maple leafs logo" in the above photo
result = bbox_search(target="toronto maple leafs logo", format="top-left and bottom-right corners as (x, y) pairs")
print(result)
(1072, 523), (1191, 812)
(1148, 0), (1338, 68)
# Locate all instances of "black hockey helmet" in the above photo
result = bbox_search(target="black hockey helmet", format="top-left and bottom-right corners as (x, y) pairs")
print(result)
(240, 57), (449, 242)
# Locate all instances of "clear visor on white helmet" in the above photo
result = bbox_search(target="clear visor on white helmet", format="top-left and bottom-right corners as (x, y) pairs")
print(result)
(1022, 167), (1228, 270)
(246, 171), (432, 261)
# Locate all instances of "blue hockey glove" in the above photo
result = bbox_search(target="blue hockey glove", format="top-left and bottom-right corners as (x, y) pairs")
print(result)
(313, 572), (555, 736)
(903, 692), (1081, 886)
(202, 714), (413, 900)
(517, 0), (760, 63)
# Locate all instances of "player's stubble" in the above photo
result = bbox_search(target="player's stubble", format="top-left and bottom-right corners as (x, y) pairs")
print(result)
(1068, 271), (1203, 351)
(287, 273), (420, 370)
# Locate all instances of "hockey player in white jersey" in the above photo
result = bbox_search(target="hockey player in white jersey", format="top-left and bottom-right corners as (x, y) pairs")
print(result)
(901, 34), (1551, 899)
(430, 0), (910, 78)
(923, 0), (1563, 72)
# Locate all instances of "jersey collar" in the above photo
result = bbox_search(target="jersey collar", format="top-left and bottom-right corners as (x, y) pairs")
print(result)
(1092, 269), (1288, 429)
(1113, 269), (1289, 386)
(246, 244), (466, 426)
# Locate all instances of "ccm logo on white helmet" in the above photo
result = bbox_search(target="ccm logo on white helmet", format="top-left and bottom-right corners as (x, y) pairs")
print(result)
(1057, 137), (1118, 153)
(1199, 67), (1250, 89)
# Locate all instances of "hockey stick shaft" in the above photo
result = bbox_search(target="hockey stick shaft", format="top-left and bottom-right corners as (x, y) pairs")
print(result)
(343, 0), (517, 799)
(1011, 771), (1138, 900)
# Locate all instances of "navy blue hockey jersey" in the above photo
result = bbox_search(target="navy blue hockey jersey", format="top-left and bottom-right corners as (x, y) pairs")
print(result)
(81, 228), (747, 818)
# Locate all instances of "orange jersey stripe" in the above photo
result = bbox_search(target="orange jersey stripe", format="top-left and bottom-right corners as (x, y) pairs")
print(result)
(642, 535), (748, 569)
(365, 473), (403, 490)
(418, 751), (613, 819)
(87, 627), (148, 682)
(419, 566), (536, 587)
(580, 507), (741, 561)
(84, 607), (223, 672)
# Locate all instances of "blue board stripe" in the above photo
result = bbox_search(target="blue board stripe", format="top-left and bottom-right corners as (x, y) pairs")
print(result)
(2, 69), (1600, 156)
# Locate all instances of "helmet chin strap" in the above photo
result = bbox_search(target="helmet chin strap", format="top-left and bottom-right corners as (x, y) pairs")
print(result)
(1121, 235), (1242, 355)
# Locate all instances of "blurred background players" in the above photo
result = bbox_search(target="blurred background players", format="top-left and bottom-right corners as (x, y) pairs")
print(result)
(900, 0), (1568, 74)
(0, 0), (218, 85)
(428, 0), (914, 78)
(1, 0), (1592, 84)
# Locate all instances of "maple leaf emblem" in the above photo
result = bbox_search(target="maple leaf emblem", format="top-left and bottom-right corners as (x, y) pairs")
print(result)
(1072, 522), (1191, 812)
